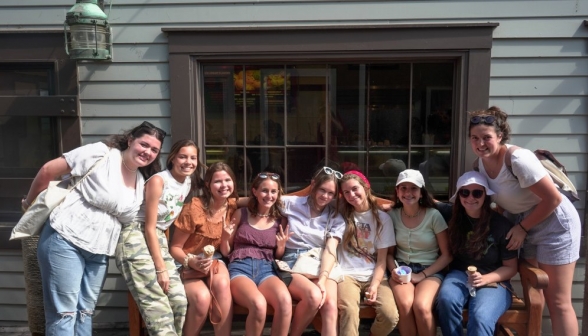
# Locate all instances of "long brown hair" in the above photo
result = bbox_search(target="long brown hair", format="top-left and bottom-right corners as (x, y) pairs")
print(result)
(200, 162), (239, 215)
(448, 191), (493, 259)
(247, 172), (284, 220)
(340, 173), (382, 254)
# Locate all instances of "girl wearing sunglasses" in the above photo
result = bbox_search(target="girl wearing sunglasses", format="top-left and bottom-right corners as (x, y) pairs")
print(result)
(388, 169), (451, 336)
(26, 122), (164, 335)
(170, 162), (239, 336)
(221, 172), (292, 336)
(436, 171), (518, 336)
(469, 106), (580, 336)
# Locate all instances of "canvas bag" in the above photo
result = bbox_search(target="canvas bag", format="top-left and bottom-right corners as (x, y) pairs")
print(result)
(473, 146), (579, 203)
(10, 150), (111, 240)
(290, 247), (344, 282)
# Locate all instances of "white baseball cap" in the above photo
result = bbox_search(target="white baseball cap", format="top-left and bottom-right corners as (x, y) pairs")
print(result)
(449, 171), (495, 203)
(396, 169), (425, 188)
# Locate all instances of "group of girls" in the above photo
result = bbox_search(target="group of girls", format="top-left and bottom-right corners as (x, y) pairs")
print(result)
(23, 104), (580, 336)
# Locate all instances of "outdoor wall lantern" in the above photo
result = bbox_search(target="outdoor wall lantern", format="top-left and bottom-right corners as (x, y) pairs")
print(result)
(64, 0), (113, 60)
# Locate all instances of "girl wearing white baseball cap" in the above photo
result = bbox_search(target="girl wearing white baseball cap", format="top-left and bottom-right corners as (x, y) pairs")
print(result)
(388, 169), (451, 336)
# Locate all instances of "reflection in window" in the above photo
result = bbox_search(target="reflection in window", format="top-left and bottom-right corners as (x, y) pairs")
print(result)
(202, 62), (454, 199)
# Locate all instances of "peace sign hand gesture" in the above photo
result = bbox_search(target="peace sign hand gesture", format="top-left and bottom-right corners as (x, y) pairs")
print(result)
(222, 218), (237, 237)
(276, 224), (292, 250)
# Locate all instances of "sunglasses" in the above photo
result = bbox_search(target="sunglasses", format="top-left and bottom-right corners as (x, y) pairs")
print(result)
(470, 115), (496, 125)
(315, 166), (343, 179)
(257, 172), (280, 180)
(138, 121), (167, 138)
(458, 189), (485, 199)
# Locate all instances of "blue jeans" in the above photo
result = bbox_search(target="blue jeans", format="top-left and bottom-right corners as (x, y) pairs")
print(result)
(436, 270), (512, 336)
(38, 224), (108, 336)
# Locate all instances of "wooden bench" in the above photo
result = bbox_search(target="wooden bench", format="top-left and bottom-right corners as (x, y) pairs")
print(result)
(129, 250), (548, 336)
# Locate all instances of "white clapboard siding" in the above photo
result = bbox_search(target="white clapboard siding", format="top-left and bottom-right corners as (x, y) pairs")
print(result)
(78, 63), (169, 81)
(1, 1), (587, 334)
(492, 58), (588, 77)
(492, 39), (588, 58)
(81, 100), (170, 117)
(489, 97), (588, 115)
(3, 2), (587, 26)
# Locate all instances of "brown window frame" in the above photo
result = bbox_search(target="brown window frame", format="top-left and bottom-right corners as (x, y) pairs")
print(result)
(164, 23), (497, 195)
(0, 30), (80, 249)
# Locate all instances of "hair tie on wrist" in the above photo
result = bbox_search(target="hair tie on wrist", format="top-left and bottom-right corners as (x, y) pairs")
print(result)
(422, 270), (428, 278)
(518, 223), (529, 234)
(155, 269), (167, 274)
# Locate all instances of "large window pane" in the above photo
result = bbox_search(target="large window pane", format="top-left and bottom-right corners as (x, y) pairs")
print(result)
(203, 65), (243, 145)
(201, 61), (455, 198)
(0, 117), (57, 178)
(0, 64), (57, 178)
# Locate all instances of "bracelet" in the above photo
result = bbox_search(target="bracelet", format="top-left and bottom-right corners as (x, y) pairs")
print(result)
(183, 254), (194, 268)
(422, 270), (428, 278)
(155, 269), (167, 274)
(518, 223), (529, 234)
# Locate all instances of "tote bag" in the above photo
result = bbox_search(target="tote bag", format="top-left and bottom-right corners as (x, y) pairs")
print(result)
(290, 247), (344, 282)
(10, 150), (111, 240)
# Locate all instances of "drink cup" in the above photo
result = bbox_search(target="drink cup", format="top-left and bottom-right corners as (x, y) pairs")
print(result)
(396, 266), (412, 283)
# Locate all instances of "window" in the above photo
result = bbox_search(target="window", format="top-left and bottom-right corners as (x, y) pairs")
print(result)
(202, 62), (455, 197)
(165, 23), (496, 199)
(0, 32), (79, 248)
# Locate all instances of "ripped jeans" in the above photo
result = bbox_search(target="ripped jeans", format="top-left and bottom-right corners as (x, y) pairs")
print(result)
(38, 224), (108, 336)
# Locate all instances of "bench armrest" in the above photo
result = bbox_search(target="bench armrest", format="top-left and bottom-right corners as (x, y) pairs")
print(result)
(518, 258), (548, 336)
(518, 259), (549, 290)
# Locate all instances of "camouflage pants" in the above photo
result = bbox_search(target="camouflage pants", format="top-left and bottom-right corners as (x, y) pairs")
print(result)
(115, 222), (187, 336)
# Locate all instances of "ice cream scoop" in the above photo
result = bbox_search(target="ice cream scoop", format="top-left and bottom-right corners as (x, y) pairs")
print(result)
(203, 245), (215, 258)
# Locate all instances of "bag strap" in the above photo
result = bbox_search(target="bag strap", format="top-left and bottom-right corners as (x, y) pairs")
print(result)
(207, 260), (222, 325)
(473, 146), (518, 178)
(70, 148), (113, 190)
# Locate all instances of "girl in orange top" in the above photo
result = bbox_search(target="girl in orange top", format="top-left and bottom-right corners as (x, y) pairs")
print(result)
(170, 162), (238, 336)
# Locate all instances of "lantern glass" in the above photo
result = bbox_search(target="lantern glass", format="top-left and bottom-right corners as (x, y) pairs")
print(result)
(68, 24), (109, 50)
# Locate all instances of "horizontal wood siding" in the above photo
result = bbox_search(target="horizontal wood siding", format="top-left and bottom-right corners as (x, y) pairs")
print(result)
(1, 1), (586, 334)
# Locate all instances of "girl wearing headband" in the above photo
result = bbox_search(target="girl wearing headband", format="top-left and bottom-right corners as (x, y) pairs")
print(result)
(337, 170), (399, 336)
(388, 169), (451, 336)
(468, 106), (580, 336)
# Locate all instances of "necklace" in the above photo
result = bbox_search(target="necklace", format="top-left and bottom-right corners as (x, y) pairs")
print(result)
(208, 202), (227, 216)
(254, 212), (271, 218)
(121, 153), (137, 172)
(402, 208), (421, 218)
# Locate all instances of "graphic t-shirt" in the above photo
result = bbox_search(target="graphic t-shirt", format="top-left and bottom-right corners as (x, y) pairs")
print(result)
(338, 209), (396, 282)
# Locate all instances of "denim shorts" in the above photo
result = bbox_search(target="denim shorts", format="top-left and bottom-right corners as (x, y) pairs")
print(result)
(228, 257), (277, 286)
(397, 261), (445, 281)
(282, 248), (310, 268)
